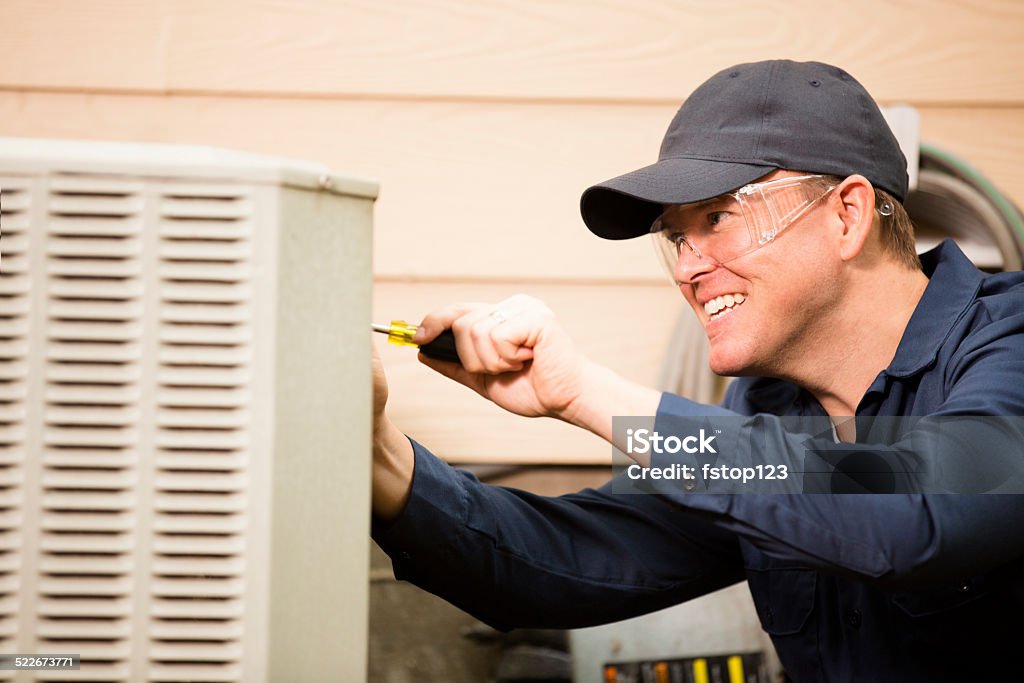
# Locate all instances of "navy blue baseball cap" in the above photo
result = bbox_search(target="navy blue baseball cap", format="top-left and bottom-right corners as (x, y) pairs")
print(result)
(580, 60), (909, 240)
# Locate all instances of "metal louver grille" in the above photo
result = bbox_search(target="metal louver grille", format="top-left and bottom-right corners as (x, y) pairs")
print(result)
(42, 175), (145, 681)
(0, 177), (30, 681)
(150, 184), (252, 683)
(0, 138), (375, 682)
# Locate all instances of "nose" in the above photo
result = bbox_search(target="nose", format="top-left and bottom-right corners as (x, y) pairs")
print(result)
(673, 243), (717, 283)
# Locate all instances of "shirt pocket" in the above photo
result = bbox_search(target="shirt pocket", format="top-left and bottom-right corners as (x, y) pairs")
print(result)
(745, 566), (818, 635)
(888, 574), (997, 618)
(885, 573), (1022, 679)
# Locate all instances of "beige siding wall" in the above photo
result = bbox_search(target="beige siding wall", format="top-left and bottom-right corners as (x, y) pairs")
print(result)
(4, 0), (1023, 462)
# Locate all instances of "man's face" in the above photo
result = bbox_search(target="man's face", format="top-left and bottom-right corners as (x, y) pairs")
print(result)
(669, 171), (843, 377)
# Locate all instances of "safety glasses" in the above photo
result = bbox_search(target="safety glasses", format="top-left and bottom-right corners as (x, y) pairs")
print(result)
(650, 174), (837, 276)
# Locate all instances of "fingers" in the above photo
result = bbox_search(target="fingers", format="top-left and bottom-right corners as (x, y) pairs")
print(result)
(452, 306), (523, 374)
(418, 295), (546, 375)
(417, 352), (487, 396)
(413, 303), (486, 345)
(465, 295), (548, 374)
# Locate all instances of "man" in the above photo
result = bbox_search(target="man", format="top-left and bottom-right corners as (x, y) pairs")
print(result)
(371, 60), (1024, 681)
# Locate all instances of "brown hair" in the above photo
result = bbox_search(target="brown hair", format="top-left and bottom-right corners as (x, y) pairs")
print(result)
(875, 187), (921, 270)
(813, 174), (920, 270)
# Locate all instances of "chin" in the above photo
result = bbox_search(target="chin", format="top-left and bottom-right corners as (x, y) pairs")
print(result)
(707, 354), (745, 377)
(707, 345), (760, 378)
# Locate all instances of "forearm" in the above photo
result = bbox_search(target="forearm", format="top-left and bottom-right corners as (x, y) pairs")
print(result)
(372, 414), (415, 520)
(370, 349), (658, 521)
(373, 439), (744, 630)
(695, 493), (1024, 587)
(654, 393), (1024, 584)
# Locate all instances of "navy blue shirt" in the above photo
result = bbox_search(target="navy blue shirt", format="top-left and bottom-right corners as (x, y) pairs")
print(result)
(373, 240), (1024, 682)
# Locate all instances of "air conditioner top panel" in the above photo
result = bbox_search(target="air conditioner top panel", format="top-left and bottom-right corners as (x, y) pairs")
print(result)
(0, 137), (378, 200)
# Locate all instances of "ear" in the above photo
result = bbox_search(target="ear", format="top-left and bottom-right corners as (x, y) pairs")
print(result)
(833, 174), (875, 262)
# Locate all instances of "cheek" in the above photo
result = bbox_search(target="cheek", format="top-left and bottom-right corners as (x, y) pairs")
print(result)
(679, 287), (703, 318)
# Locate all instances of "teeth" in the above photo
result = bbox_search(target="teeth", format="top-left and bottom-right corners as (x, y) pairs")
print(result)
(704, 293), (746, 317)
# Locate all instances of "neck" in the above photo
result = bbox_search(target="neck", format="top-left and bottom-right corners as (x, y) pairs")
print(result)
(780, 261), (929, 418)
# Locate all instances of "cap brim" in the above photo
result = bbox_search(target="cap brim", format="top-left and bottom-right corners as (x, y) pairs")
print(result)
(580, 158), (777, 240)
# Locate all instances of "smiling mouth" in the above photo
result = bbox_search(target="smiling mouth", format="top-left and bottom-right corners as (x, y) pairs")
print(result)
(704, 293), (746, 320)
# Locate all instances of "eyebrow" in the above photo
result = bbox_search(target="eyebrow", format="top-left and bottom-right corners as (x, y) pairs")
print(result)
(691, 197), (722, 209)
(670, 196), (728, 212)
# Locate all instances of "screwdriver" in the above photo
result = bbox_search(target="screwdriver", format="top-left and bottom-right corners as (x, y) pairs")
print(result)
(372, 320), (461, 363)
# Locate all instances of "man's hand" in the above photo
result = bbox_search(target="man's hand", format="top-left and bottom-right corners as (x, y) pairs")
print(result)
(413, 295), (589, 422)
(412, 294), (662, 442)
(372, 296), (661, 511)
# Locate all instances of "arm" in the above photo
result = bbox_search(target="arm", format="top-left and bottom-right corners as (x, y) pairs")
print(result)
(372, 438), (745, 630)
(372, 339), (742, 628)
(653, 314), (1024, 587)
(403, 296), (1024, 589)
(370, 343), (414, 520)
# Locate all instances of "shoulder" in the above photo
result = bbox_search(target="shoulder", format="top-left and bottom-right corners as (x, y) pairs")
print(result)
(973, 269), (1024, 320)
(936, 269), (1024, 411)
(952, 269), (1024, 349)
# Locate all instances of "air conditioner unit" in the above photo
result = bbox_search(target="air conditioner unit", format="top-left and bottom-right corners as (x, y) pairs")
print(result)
(0, 138), (377, 682)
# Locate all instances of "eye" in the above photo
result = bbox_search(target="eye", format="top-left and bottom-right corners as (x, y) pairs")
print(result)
(661, 230), (688, 254)
(707, 211), (730, 228)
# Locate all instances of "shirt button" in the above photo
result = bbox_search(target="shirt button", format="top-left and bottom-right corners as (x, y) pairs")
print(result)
(399, 551), (412, 562)
(847, 609), (862, 629)
(765, 607), (775, 627)
(684, 480), (696, 492)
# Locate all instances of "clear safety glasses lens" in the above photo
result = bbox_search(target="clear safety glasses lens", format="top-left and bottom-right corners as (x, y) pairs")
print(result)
(650, 175), (836, 280)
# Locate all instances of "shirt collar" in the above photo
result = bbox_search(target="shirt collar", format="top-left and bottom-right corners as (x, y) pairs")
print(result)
(884, 239), (985, 378)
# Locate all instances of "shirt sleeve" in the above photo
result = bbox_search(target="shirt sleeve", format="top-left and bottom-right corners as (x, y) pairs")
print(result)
(372, 438), (745, 631)
(654, 311), (1024, 587)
